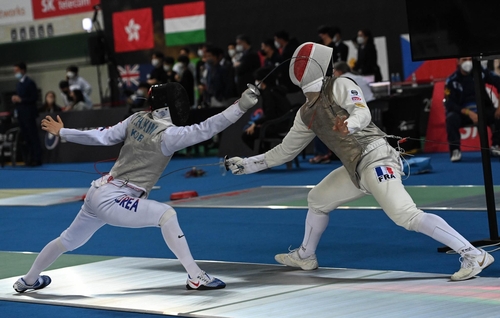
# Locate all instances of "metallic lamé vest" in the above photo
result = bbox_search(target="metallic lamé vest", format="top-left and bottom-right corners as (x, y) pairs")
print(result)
(300, 77), (386, 187)
(109, 111), (172, 194)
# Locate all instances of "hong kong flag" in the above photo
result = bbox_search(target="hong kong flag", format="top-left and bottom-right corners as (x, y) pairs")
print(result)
(112, 8), (154, 53)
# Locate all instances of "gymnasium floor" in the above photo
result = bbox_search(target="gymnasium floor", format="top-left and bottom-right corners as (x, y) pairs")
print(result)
(1, 152), (500, 317)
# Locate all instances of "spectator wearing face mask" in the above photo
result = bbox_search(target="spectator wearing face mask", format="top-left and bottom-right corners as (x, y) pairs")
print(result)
(147, 51), (168, 85)
(444, 57), (500, 162)
(352, 29), (382, 82)
(234, 34), (261, 95)
(66, 65), (92, 107)
(261, 38), (282, 69)
(175, 55), (195, 107)
(163, 56), (178, 83)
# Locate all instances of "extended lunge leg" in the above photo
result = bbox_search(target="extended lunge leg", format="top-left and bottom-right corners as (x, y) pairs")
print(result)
(160, 212), (225, 290)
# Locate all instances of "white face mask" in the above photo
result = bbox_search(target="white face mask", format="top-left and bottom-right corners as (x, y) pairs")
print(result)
(228, 49), (236, 57)
(163, 65), (171, 72)
(461, 60), (473, 73)
(274, 40), (281, 49)
(14, 72), (23, 79)
(197, 49), (204, 57)
(151, 59), (159, 67)
(236, 44), (244, 52)
(333, 35), (340, 43)
(66, 71), (75, 78)
(356, 36), (365, 45)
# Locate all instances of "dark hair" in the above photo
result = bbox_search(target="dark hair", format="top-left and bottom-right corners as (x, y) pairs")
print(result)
(236, 34), (251, 45)
(59, 80), (69, 89)
(164, 56), (175, 65)
(359, 28), (374, 44)
(44, 91), (56, 102)
(153, 51), (164, 60)
(138, 82), (150, 90)
(274, 30), (289, 41)
(14, 62), (27, 71)
(262, 39), (276, 50)
(331, 26), (341, 36)
(317, 25), (334, 37)
(253, 66), (276, 86)
(177, 55), (190, 65)
(67, 65), (78, 73)
(71, 89), (85, 104)
(206, 47), (224, 58)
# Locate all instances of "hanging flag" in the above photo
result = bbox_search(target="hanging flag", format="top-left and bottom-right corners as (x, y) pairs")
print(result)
(112, 8), (154, 53)
(163, 1), (206, 47)
(117, 64), (154, 90)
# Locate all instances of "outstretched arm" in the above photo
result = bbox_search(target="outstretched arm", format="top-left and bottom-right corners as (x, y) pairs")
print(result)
(42, 114), (130, 146)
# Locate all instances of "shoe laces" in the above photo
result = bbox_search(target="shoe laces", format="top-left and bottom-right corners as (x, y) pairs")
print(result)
(196, 271), (212, 284)
(459, 252), (480, 269)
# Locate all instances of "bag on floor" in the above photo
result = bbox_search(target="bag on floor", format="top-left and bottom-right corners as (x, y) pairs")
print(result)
(403, 157), (432, 175)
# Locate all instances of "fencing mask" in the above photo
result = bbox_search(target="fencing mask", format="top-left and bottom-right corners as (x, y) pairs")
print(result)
(148, 82), (190, 126)
(289, 42), (333, 91)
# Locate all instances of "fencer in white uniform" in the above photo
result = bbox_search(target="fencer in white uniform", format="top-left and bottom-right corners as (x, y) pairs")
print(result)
(13, 82), (259, 293)
(226, 42), (494, 281)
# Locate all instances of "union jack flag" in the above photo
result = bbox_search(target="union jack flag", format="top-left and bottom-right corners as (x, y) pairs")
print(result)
(117, 64), (140, 87)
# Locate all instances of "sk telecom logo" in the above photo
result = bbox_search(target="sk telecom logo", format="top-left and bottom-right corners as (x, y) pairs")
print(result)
(41, 0), (56, 13)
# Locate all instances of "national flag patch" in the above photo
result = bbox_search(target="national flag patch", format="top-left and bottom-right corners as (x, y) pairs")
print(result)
(163, 1), (206, 47)
(112, 8), (154, 53)
(374, 166), (397, 183)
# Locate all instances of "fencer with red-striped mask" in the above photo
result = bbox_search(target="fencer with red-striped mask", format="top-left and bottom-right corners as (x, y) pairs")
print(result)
(226, 42), (493, 281)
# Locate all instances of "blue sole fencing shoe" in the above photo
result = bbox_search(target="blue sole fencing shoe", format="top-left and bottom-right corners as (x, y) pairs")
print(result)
(13, 275), (52, 293)
(186, 271), (226, 290)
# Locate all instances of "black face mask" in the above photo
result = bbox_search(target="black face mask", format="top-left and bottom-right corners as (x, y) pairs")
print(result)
(260, 49), (267, 56)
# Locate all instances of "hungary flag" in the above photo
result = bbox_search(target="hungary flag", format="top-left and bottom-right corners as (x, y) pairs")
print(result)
(163, 1), (206, 47)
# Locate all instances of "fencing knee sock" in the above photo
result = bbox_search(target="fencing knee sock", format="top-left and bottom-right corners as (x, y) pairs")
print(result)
(24, 238), (67, 285)
(414, 213), (480, 255)
(298, 209), (329, 258)
(161, 215), (201, 278)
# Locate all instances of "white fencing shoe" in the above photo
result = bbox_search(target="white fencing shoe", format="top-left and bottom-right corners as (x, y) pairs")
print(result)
(451, 249), (494, 281)
(186, 271), (226, 290)
(13, 275), (52, 293)
(275, 247), (318, 270)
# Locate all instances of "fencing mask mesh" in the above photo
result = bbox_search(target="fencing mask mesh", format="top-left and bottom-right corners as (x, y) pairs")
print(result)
(148, 82), (190, 126)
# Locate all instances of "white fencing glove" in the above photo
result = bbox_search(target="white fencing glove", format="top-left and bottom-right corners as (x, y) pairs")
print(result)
(237, 87), (260, 111)
(226, 154), (268, 175)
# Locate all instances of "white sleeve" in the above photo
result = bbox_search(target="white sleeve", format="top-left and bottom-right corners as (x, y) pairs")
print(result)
(264, 110), (316, 168)
(332, 77), (372, 134)
(59, 116), (131, 146)
(161, 103), (245, 155)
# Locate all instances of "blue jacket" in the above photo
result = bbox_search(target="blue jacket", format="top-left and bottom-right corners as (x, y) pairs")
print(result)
(444, 67), (500, 114)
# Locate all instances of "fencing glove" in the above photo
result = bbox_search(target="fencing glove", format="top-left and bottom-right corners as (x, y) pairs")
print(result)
(238, 88), (259, 111)
(226, 154), (268, 175)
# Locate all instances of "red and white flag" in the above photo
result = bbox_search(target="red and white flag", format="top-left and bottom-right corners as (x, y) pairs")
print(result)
(112, 8), (154, 53)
